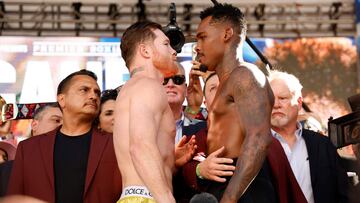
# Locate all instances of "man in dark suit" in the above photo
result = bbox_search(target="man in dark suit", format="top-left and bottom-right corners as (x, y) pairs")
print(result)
(7, 69), (122, 203)
(269, 70), (348, 203)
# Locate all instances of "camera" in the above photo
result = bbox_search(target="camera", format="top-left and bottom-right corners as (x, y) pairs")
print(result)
(328, 94), (360, 148)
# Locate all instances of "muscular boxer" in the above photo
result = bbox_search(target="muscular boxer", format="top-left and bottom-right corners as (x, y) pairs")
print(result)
(113, 21), (178, 203)
(195, 4), (275, 202)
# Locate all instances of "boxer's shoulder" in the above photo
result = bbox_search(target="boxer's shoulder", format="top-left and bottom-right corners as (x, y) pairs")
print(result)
(230, 63), (267, 88)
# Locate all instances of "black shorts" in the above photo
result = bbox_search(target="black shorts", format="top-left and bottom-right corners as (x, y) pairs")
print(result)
(199, 158), (278, 203)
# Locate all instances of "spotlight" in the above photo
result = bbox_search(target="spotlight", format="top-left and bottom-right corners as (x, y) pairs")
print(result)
(254, 4), (265, 37)
(0, 1), (5, 14)
(136, 0), (146, 22)
(72, 2), (82, 20)
(108, 3), (120, 36)
(72, 2), (82, 36)
(0, 1), (6, 34)
(183, 4), (193, 33)
(329, 2), (342, 36)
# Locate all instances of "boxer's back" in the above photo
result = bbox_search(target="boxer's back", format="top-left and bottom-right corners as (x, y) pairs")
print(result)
(114, 77), (175, 188)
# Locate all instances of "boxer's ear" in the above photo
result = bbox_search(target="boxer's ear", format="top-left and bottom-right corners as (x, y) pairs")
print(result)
(224, 27), (234, 42)
(139, 43), (150, 58)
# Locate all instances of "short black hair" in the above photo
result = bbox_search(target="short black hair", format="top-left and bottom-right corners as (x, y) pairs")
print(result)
(33, 103), (60, 120)
(100, 89), (118, 105)
(200, 3), (247, 36)
(57, 69), (97, 95)
(203, 72), (217, 97)
(93, 89), (118, 126)
(190, 192), (218, 203)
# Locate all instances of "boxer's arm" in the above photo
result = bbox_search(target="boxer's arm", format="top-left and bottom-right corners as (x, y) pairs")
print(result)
(128, 82), (175, 203)
(221, 67), (274, 202)
(185, 61), (205, 118)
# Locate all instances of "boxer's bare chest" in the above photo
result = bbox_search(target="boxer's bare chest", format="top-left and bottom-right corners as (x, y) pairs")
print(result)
(207, 79), (245, 157)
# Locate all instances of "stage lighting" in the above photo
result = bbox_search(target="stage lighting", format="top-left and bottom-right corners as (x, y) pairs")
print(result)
(329, 2), (342, 36)
(108, 4), (119, 18)
(108, 3), (120, 36)
(0, 1), (5, 34)
(254, 4), (265, 37)
(136, 0), (147, 22)
(0, 1), (5, 14)
(72, 2), (82, 36)
(72, 2), (82, 20)
(163, 3), (185, 53)
(183, 4), (193, 33)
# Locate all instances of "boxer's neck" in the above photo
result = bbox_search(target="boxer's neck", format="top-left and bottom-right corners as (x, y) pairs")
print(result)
(216, 46), (239, 82)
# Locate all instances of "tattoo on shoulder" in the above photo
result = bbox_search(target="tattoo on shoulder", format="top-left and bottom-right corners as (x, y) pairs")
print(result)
(130, 67), (144, 77)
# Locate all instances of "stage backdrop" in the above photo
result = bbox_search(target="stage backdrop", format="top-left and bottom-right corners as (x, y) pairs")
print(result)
(0, 37), (126, 104)
(0, 36), (264, 104)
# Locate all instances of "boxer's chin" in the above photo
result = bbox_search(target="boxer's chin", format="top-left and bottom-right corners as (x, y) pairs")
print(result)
(162, 64), (178, 78)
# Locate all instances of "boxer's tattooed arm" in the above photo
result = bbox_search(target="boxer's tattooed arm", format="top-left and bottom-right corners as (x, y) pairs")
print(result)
(221, 66), (274, 202)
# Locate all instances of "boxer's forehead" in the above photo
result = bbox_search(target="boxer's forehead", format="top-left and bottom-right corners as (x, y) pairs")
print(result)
(196, 16), (223, 40)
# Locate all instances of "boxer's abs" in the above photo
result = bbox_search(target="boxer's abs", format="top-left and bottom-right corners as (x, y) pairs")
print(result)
(207, 110), (245, 158)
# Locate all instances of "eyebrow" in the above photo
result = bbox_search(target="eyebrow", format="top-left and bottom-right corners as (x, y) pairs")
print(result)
(83, 85), (100, 92)
(196, 32), (205, 38)
(78, 85), (90, 89)
(50, 115), (62, 119)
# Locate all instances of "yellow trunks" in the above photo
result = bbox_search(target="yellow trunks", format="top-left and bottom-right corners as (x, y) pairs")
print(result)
(118, 186), (155, 203)
(117, 196), (156, 203)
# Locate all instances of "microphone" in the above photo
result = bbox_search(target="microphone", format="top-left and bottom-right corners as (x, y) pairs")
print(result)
(194, 53), (208, 73)
(199, 64), (208, 72)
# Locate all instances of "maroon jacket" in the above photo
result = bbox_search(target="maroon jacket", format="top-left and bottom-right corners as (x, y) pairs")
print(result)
(267, 136), (307, 203)
(178, 128), (307, 203)
(7, 127), (122, 203)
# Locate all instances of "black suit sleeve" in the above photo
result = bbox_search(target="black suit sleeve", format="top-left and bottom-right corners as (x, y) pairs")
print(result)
(332, 142), (349, 203)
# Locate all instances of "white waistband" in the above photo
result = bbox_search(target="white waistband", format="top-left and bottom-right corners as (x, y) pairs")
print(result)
(120, 186), (153, 199)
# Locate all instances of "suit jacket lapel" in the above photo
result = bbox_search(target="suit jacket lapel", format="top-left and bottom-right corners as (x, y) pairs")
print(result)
(83, 128), (109, 197)
(302, 130), (319, 188)
(182, 116), (207, 137)
(182, 116), (193, 136)
(39, 128), (58, 193)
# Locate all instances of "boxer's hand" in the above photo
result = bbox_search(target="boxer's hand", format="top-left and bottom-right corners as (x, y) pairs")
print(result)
(175, 135), (197, 168)
(186, 61), (204, 114)
(190, 61), (207, 78)
(198, 146), (236, 182)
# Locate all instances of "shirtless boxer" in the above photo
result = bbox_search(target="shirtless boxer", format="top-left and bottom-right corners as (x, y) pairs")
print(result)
(195, 4), (275, 202)
(113, 21), (178, 203)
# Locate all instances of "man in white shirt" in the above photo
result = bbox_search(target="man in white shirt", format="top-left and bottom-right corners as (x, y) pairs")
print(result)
(268, 70), (348, 203)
